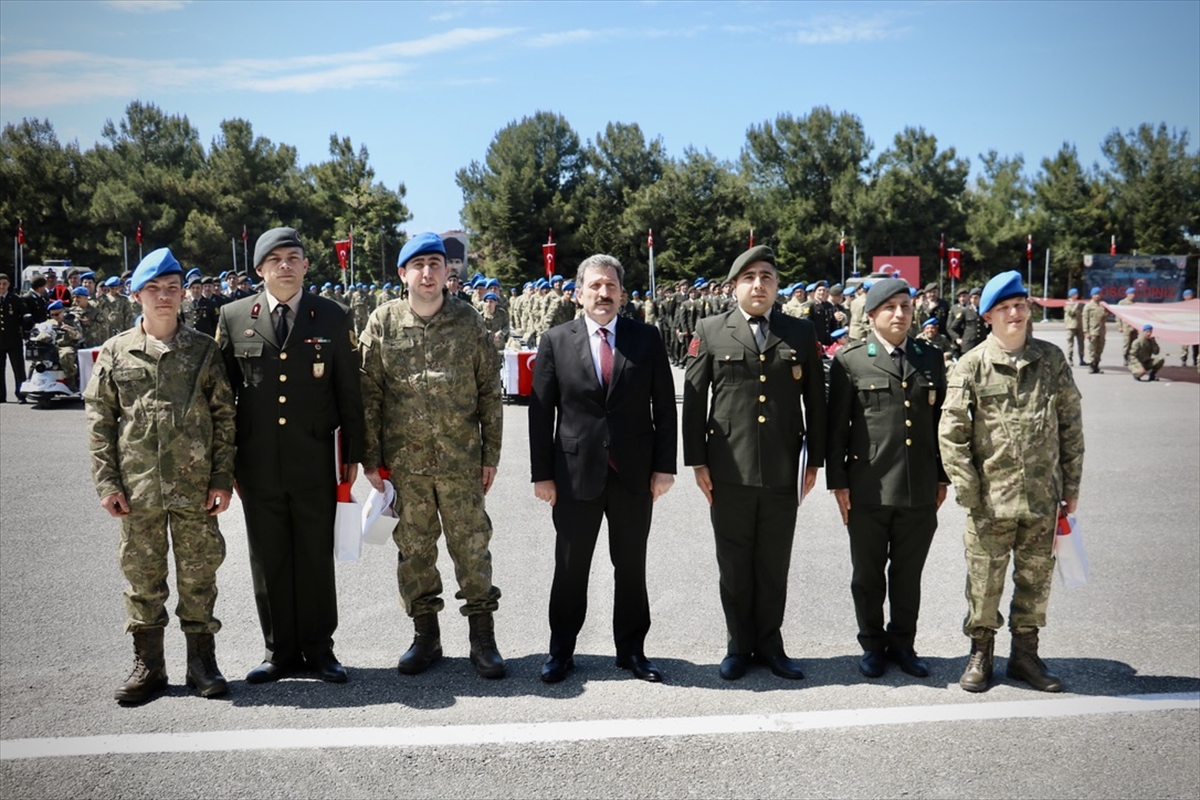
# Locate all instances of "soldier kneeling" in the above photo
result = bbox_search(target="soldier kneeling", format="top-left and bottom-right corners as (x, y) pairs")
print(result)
(85, 248), (237, 704)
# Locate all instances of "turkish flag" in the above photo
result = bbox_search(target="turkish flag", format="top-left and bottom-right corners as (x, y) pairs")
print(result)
(334, 239), (351, 270)
(839, 234), (846, 254)
(947, 248), (962, 280)
(543, 231), (556, 279)
(17, 220), (23, 246)
(647, 229), (653, 250)
(136, 222), (142, 245)
(1026, 234), (1033, 261)
(939, 233), (945, 260)
(242, 225), (248, 244)
(1110, 235), (1117, 255)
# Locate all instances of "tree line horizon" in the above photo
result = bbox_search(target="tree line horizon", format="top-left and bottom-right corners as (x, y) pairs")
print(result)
(2, 102), (1197, 294)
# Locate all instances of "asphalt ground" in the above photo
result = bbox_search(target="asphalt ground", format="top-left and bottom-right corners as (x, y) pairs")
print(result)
(2, 322), (1198, 799)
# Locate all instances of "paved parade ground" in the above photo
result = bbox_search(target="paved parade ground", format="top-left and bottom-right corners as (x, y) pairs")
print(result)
(2, 323), (1198, 799)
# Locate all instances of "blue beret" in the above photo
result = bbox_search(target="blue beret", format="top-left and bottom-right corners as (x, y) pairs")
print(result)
(370, 284), (377, 290)
(861, 280), (874, 290)
(844, 286), (857, 296)
(631, 290), (640, 296)
(535, 278), (547, 288)
(483, 292), (500, 302)
(486, 277), (500, 287)
(806, 282), (818, 292)
(397, 232), (446, 269)
(1184, 289), (1195, 297)
(253, 227), (304, 269)
(909, 288), (919, 297)
(185, 267), (201, 279)
(979, 270), (1028, 314)
(323, 282), (332, 289)
(551, 275), (564, 283)
(103, 276), (121, 287)
(922, 317), (938, 328)
(470, 272), (484, 283)
(71, 286), (89, 297)
(864, 278), (911, 314)
(335, 284), (343, 290)
(47, 300), (64, 311)
(309, 285), (317, 292)
(780, 286), (794, 297)
(1068, 288), (1079, 297)
(814, 280), (829, 288)
(523, 282), (532, 290)
(563, 281), (575, 291)
(1126, 287), (1135, 295)
(79, 271), (95, 281)
(1142, 324), (1153, 331)
(219, 271), (229, 278)
(131, 248), (183, 292)
(831, 328), (848, 340)
(1090, 287), (1101, 297)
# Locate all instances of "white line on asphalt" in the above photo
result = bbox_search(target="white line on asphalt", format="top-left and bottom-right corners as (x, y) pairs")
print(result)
(2, 692), (1196, 761)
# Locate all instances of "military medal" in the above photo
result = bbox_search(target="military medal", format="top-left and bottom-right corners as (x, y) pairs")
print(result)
(313, 362), (326, 378)
(792, 364), (803, 380)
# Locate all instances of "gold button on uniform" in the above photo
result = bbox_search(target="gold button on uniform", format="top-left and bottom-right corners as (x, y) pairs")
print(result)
(280, 374), (287, 382)
(279, 417), (287, 425)
(280, 352), (288, 361)
(905, 438), (912, 446)
(759, 354), (766, 362)
(758, 395), (766, 403)
(757, 415), (766, 423)
(905, 419), (912, 427)
(901, 380), (907, 388)
(279, 396), (287, 403)
(904, 400), (911, 408)
(759, 375), (766, 383)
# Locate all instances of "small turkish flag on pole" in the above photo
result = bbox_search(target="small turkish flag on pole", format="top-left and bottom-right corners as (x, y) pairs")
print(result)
(749, 228), (754, 248)
(839, 232), (846, 254)
(1110, 235), (1117, 255)
(334, 239), (351, 270)
(939, 233), (945, 260)
(1026, 234), (1033, 262)
(543, 231), (556, 279)
(17, 220), (24, 246)
(136, 222), (142, 245)
(242, 225), (248, 244)
(947, 248), (962, 280)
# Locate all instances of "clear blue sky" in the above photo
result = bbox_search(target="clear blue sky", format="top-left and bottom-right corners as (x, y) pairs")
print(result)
(2, 0), (1197, 237)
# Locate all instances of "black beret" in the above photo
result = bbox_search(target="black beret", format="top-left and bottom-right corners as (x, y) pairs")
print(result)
(865, 278), (911, 314)
(0, 273), (10, 283)
(254, 227), (305, 269)
(442, 236), (466, 261)
(726, 245), (777, 283)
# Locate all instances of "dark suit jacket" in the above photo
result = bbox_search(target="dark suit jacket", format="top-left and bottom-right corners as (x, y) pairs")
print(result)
(825, 332), (948, 506)
(217, 291), (365, 491)
(682, 308), (826, 487)
(529, 315), (677, 502)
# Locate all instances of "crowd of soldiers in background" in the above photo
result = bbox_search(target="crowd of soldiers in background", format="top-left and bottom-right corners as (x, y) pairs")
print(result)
(5, 258), (1195, 401)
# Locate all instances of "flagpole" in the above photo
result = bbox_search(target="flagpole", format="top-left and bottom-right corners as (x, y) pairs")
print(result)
(12, 238), (17, 279)
(648, 229), (656, 298)
(231, 238), (237, 273)
(840, 230), (846, 285)
(242, 228), (248, 274)
(349, 226), (355, 289)
(852, 244), (858, 278)
(123, 236), (128, 273)
(1043, 248), (1050, 322)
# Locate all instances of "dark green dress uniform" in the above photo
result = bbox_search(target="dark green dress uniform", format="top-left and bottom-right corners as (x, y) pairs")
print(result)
(216, 291), (365, 666)
(682, 308), (827, 659)
(826, 332), (948, 655)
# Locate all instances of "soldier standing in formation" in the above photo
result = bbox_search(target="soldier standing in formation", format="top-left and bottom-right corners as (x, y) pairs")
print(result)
(1082, 287), (1107, 373)
(85, 248), (236, 704)
(1117, 287), (1138, 361)
(683, 245), (827, 681)
(361, 233), (506, 680)
(0, 273), (27, 403)
(217, 227), (365, 685)
(826, 279), (949, 680)
(939, 271), (1084, 693)
(1128, 324), (1164, 381)
(481, 291), (509, 351)
(1062, 288), (1085, 366)
(1181, 289), (1198, 366)
(947, 287), (986, 358)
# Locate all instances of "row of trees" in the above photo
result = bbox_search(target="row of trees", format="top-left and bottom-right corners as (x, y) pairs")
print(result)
(3, 102), (1198, 293)
(1, 102), (410, 284)
(460, 109), (1199, 292)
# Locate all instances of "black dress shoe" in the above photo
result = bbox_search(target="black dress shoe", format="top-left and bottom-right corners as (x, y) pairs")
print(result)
(719, 654), (748, 681)
(859, 649), (887, 678)
(540, 655), (574, 684)
(308, 651), (348, 683)
(758, 654), (805, 680)
(886, 647), (930, 678)
(245, 658), (302, 684)
(615, 654), (663, 683)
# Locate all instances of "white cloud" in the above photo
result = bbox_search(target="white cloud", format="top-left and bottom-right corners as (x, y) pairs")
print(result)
(526, 25), (708, 48)
(104, 0), (189, 12)
(785, 14), (908, 45)
(0, 27), (521, 107)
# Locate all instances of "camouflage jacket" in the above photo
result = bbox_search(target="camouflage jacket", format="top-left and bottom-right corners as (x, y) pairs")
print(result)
(1128, 335), (1160, 365)
(360, 294), (502, 476)
(1082, 300), (1107, 337)
(84, 324), (236, 507)
(1062, 299), (1083, 331)
(939, 335), (1083, 519)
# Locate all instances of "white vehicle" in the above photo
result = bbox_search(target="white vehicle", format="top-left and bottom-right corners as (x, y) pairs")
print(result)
(18, 320), (82, 408)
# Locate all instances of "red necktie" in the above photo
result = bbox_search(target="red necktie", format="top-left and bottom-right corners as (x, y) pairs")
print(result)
(598, 328), (613, 387)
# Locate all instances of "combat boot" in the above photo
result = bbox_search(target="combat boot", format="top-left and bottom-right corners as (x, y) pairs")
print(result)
(185, 632), (229, 698)
(958, 636), (994, 693)
(468, 613), (507, 679)
(397, 614), (442, 675)
(114, 628), (169, 704)
(1007, 630), (1063, 692)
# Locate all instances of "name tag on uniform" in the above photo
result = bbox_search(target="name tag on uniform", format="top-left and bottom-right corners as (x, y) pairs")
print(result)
(313, 362), (326, 378)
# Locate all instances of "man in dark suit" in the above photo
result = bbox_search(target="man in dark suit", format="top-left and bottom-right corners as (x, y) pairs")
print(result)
(826, 278), (949, 680)
(682, 245), (826, 681)
(0, 273), (27, 403)
(216, 228), (365, 684)
(529, 254), (677, 684)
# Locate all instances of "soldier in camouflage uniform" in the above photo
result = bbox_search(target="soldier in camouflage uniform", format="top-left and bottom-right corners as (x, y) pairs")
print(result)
(939, 271), (1083, 694)
(1081, 287), (1107, 373)
(481, 291), (509, 350)
(1116, 287), (1137, 361)
(84, 248), (236, 704)
(1062, 288), (1085, 366)
(70, 287), (105, 348)
(361, 232), (506, 680)
(916, 317), (953, 362)
(100, 276), (137, 340)
(1127, 324), (1164, 381)
(847, 284), (870, 341)
(37, 301), (84, 389)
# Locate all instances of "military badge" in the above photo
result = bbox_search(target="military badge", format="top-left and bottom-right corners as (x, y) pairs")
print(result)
(687, 334), (700, 358)
(792, 364), (803, 380)
(313, 362), (326, 378)
(867, 343), (877, 356)
(928, 389), (936, 406)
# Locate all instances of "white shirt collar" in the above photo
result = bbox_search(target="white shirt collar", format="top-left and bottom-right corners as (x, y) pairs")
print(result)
(583, 314), (617, 338)
(265, 290), (301, 317)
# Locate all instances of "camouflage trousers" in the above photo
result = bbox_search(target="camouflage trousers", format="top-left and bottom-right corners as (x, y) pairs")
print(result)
(1086, 334), (1105, 367)
(1064, 328), (1084, 364)
(1121, 329), (1137, 361)
(58, 347), (77, 391)
(1129, 354), (1165, 378)
(119, 503), (226, 634)
(392, 472), (501, 618)
(962, 514), (1055, 640)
